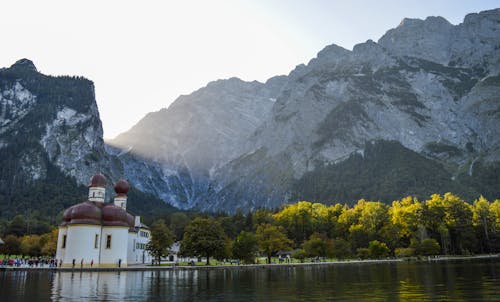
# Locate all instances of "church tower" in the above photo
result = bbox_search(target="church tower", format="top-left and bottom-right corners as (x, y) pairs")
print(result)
(113, 179), (129, 210)
(88, 173), (106, 202)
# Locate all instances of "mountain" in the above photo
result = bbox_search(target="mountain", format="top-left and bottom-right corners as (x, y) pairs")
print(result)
(107, 76), (287, 209)
(0, 59), (174, 220)
(111, 9), (500, 212)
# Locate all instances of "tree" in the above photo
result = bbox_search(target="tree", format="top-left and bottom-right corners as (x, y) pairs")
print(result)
(252, 209), (275, 228)
(6, 215), (26, 236)
(292, 249), (307, 263)
(180, 217), (226, 265)
(169, 212), (190, 241)
(146, 220), (174, 265)
(368, 240), (390, 258)
(330, 238), (351, 259)
(232, 231), (258, 264)
(302, 233), (332, 258)
(416, 238), (440, 256)
(273, 201), (331, 244)
(472, 196), (493, 252)
(40, 229), (58, 256)
(20, 234), (42, 256)
(255, 223), (292, 264)
(390, 196), (423, 243)
(0, 235), (21, 255)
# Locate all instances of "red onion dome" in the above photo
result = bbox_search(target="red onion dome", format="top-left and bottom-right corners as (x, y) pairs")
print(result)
(114, 179), (130, 195)
(89, 173), (107, 187)
(102, 204), (132, 227)
(61, 208), (72, 226)
(66, 202), (102, 225)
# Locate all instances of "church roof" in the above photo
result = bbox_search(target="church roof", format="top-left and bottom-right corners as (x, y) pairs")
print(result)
(62, 201), (134, 227)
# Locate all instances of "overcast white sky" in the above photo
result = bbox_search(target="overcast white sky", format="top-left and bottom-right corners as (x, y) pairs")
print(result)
(1, 0), (498, 138)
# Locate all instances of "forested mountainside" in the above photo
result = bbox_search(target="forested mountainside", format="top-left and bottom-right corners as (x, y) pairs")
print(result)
(0, 59), (174, 220)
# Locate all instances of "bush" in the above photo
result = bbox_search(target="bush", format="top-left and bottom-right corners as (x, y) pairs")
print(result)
(292, 249), (307, 263)
(394, 247), (415, 258)
(356, 248), (370, 259)
(417, 238), (440, 256)
(368, 240), (390, 258)
(331, 238), (351, 259)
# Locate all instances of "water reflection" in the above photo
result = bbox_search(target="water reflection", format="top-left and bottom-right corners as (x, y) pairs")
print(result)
(1, 259), (499, 301)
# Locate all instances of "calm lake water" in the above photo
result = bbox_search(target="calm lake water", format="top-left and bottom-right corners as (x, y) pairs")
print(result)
(2, 259), (500, 301)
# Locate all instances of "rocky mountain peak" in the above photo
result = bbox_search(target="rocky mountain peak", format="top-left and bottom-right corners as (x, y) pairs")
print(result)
(378, 15), (453, 65)
(10, 58), (38, 72)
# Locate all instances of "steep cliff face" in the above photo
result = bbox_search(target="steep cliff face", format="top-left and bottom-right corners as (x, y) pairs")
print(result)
(0, 59), (110, 216)
(107, 76), (287, 208)
(0, 60), (173, 218)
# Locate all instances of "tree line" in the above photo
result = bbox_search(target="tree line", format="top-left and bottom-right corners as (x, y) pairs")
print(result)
(147, 193), (500, 264)
(3, 192), (500, 263)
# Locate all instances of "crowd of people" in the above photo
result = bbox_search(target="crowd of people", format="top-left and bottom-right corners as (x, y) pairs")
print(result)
(0, 257), (59, 268)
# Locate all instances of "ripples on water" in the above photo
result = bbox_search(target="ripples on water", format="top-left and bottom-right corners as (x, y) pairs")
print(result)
(1, 259), (499, 301)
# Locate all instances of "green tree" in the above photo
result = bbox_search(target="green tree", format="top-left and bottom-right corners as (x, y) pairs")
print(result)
(330, 238), (351, 259)
(180, 217), (226, 265)
(146, 220), (174, 265)
(0, 235), (21, 255)
(252, 209), (275, 228)
(292, 248), (307, 263)
(6, 215), (26, 236)
(416, 238), (440, 256)
(301, 233), (332, 258)
(368, 240), (390, 258)
(255, 223), (292, 264)
(232, 231), (258, 264)
(169, 212), (190, 241)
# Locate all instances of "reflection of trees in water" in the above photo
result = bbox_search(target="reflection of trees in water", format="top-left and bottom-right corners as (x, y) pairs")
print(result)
(16, 261), (500, 301)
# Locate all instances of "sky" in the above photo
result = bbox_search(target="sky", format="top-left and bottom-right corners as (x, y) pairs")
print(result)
(1, 0), (498, 139)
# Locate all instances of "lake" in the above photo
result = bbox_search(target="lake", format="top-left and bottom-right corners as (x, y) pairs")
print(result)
(1, 259), (500, 301)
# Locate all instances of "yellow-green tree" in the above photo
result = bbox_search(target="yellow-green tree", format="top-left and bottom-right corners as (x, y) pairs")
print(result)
(255, 223), (292, 264)
(40, 229), (58, 256)
(273, 201), (327, 243)
(20, 234), (41, 256)
(390, 196), (423, 240)
(472, 196), (494, 252)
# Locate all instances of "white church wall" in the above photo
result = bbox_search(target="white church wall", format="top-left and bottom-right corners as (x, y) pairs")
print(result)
(55, 226), (67, 263)
(63, 225), (101, 267)
(100, 226), (129, 267)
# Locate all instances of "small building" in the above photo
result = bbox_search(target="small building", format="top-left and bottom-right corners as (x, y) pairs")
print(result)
(55, 173), (152, 267)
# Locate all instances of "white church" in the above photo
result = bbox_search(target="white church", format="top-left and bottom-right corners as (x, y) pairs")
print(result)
(55, 173), (152, 267)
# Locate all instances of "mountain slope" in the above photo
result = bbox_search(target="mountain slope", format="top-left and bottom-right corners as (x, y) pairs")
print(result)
(202, 9), (500, 211)
(108, 9), (500, 212)
(0, 59), (175, 219)
(107, 76), (287, 208)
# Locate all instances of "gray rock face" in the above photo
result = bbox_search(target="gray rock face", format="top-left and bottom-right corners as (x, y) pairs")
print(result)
(108, 76), (287, 208)
(199, 9), (500, 212)
(0, 59), (119, 191)
(110, 9), (500, 212)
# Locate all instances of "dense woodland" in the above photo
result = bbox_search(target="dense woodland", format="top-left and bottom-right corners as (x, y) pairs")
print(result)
(3, 192), (500, 263)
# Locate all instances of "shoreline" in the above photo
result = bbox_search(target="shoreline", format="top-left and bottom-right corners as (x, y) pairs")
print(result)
(1, 254), (499, 273)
